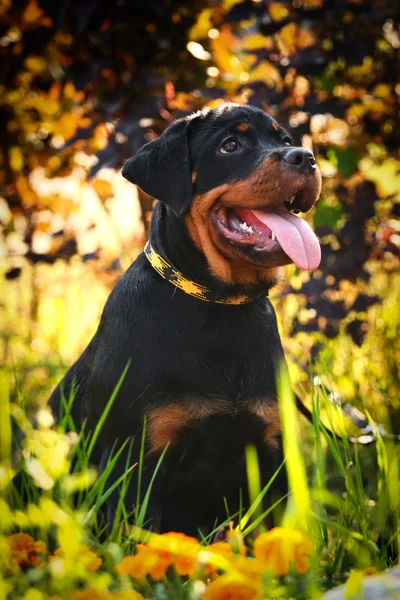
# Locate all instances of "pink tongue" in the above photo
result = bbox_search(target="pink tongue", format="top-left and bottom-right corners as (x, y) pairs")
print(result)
(252, 209), (321, 270)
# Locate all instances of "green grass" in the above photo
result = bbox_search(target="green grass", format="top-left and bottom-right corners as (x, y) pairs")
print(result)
(1, 364), (400, 598)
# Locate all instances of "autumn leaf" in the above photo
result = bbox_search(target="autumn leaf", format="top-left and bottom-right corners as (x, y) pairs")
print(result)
(0, 0), (11, 18)
(22, 0), (52, 28)
(269, 2), (289, 21)
(242, 33), (273, 51)
(189, 8), (214, 40)
(9, 147), (24, 172)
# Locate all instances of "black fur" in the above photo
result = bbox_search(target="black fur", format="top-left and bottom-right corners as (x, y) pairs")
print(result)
(49, 104), (297, 536)
(122, 119), (193, 217)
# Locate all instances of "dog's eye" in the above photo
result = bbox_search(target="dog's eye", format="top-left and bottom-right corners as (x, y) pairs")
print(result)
(283, 137), (292, 147)
(220, 139), (239, 154)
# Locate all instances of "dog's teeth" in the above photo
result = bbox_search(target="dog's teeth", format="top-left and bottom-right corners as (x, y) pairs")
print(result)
(239, 221), (253, 233)
(271, 232), (276, 241)
(288, 196), (295, 204)
(230, 217), (242, 230)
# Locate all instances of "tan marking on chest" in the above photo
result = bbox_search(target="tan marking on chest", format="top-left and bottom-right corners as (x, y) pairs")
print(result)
(247, 400), (281, 449)
(146, 398), (281, 454)
(146, 400), (232, 454)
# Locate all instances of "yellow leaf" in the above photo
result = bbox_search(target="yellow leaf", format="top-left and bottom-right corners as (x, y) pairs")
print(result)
(23, 589), (44, 600)
(212, 25), (243, 74)
(9, 146), (24, 172)
(0, 498), (13, 529)
(276, 22), (298, 55)
(373, 83), (391, 99)
(241, 33), (272, 51)
(189, 8), (214, 40)
(54, 113), (78, 139)
(269, 2), (289, 21)
(24, 56), (46, 73)
(204, 98), (226, 109)
(49, 82), (61, 101)
(248, 61), (280, 85)
(15, 175), (38, 207)
(25, 458), (54, 490)
(344, 570), (364, 599)
(223, 0), (244, 8)
(63, 81), (76, 100)
(298, 26), (316, 49)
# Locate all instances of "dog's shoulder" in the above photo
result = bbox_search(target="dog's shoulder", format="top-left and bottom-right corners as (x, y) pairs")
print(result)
(101, 252), (162, 316)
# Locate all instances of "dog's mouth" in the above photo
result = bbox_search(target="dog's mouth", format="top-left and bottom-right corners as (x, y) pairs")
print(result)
(212, 188), (321, 271)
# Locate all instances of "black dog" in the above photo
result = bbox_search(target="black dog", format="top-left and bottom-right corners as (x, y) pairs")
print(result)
(49, 103), (322, 536)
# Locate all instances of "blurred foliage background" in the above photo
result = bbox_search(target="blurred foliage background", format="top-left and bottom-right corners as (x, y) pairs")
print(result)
(0, 0), (399, 425)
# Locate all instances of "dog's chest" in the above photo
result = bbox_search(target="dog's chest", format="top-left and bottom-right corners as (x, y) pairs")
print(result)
(148, 298), (284, 403)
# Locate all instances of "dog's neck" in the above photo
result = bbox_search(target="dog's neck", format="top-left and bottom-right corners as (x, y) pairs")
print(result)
(148, 203), (274, 299)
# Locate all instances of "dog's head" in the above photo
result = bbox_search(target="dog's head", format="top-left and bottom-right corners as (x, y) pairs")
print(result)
(123, 103), (322, 285)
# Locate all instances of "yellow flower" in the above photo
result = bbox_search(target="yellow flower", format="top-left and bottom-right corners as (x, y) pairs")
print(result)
(254, 527), (312, 576)
(148, 532), (200, 576)
(6, 533), (47, 568)
(202, 572), (261, 600)
(24, 428), (76, 487)
(116, 544), (173, 581)
(53, 545), (102, 572)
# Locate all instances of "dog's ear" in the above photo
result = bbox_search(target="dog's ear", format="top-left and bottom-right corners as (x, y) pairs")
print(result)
(122, 119), (192, 217)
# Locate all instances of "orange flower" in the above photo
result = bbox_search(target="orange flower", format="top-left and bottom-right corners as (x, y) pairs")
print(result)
(202, 572), (261, 600)
(207, 542), (234, 562)
(116, 544), (173, 580)
(6, 533), (47, 568)
(116, 532), (200, 580)
(204, 541), (247, 576)
(254, 527), (312, 576)
(148, 532), (200, 576)
(53, 545), (102, 572)
(234, 556), (266, 579)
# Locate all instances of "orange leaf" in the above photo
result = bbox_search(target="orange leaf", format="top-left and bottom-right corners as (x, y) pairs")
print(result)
(22, 0), (45, 24)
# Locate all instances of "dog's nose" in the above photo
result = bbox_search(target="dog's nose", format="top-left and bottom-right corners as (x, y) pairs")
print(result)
(283, 148), (317, 175)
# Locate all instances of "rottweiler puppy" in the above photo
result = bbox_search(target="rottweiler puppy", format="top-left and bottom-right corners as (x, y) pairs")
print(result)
(49, 103), (322, 536)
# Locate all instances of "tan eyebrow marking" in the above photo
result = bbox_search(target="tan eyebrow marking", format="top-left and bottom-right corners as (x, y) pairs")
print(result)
(272, 122), (279, 132)
(235, 122), (249, 132)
